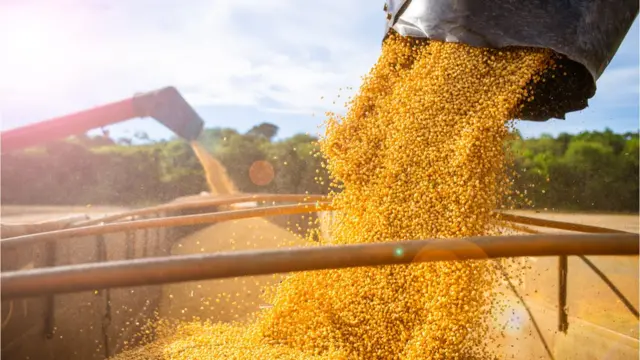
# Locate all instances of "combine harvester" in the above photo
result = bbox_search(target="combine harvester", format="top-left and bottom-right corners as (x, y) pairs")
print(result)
(1, 0), (638, 359)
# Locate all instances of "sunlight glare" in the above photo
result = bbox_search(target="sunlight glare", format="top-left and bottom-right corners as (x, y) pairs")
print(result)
(0, 7), (75, 91)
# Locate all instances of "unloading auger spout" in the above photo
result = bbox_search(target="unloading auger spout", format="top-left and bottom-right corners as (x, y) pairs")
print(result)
(383, 0), (639, 121)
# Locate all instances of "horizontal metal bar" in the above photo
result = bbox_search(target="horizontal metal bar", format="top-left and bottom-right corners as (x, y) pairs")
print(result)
(77, 194), (328, 227)
(1, 203), (331, 249)
(2, 234), (637, 299)
(1, 215), (89, 238)
(77, 196), (630, 236)
(1, 201), (630, 250)
(499, 221), (540, 234)
(496, 213), (630, 234)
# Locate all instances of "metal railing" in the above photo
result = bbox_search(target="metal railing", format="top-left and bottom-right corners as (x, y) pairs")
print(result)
(1, 192), (637, 360)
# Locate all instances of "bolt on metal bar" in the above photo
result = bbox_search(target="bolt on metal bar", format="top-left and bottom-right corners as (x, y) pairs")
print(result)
(1, 233), (637, 299)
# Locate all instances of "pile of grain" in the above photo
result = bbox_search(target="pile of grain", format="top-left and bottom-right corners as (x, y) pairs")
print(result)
(157, 218), (307, 324)
(113, 34), (554, 359)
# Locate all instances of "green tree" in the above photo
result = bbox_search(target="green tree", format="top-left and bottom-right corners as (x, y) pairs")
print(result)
(247, 123), (279, 141)
(215, 132), (270, 192)
(1, 128), (636, 212)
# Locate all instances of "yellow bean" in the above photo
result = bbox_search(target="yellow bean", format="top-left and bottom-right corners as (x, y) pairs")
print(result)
(112, 34), (551, 360)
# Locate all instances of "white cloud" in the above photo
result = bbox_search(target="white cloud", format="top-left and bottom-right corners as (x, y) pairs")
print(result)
(0, 0), (380, 123)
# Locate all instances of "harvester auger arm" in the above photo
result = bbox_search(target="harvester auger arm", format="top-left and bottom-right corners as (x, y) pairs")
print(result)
(0, 86), (204, 154)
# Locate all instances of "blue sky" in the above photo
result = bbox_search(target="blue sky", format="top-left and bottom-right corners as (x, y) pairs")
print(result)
(0, 0), (638, 143)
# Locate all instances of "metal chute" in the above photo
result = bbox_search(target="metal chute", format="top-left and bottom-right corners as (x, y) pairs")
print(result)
(383, 0), (639, 121)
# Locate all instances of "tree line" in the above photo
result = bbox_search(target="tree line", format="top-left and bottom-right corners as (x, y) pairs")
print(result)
(511, 129), (638, 212)
(1, 124), (637, 213)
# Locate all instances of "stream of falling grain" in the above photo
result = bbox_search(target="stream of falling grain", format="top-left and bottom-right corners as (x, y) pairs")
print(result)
(190, 141), (237, 195)
(113, 34), (555, 360)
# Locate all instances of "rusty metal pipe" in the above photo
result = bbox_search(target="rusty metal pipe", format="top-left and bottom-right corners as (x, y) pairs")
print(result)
(1, 233), (637, 299)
